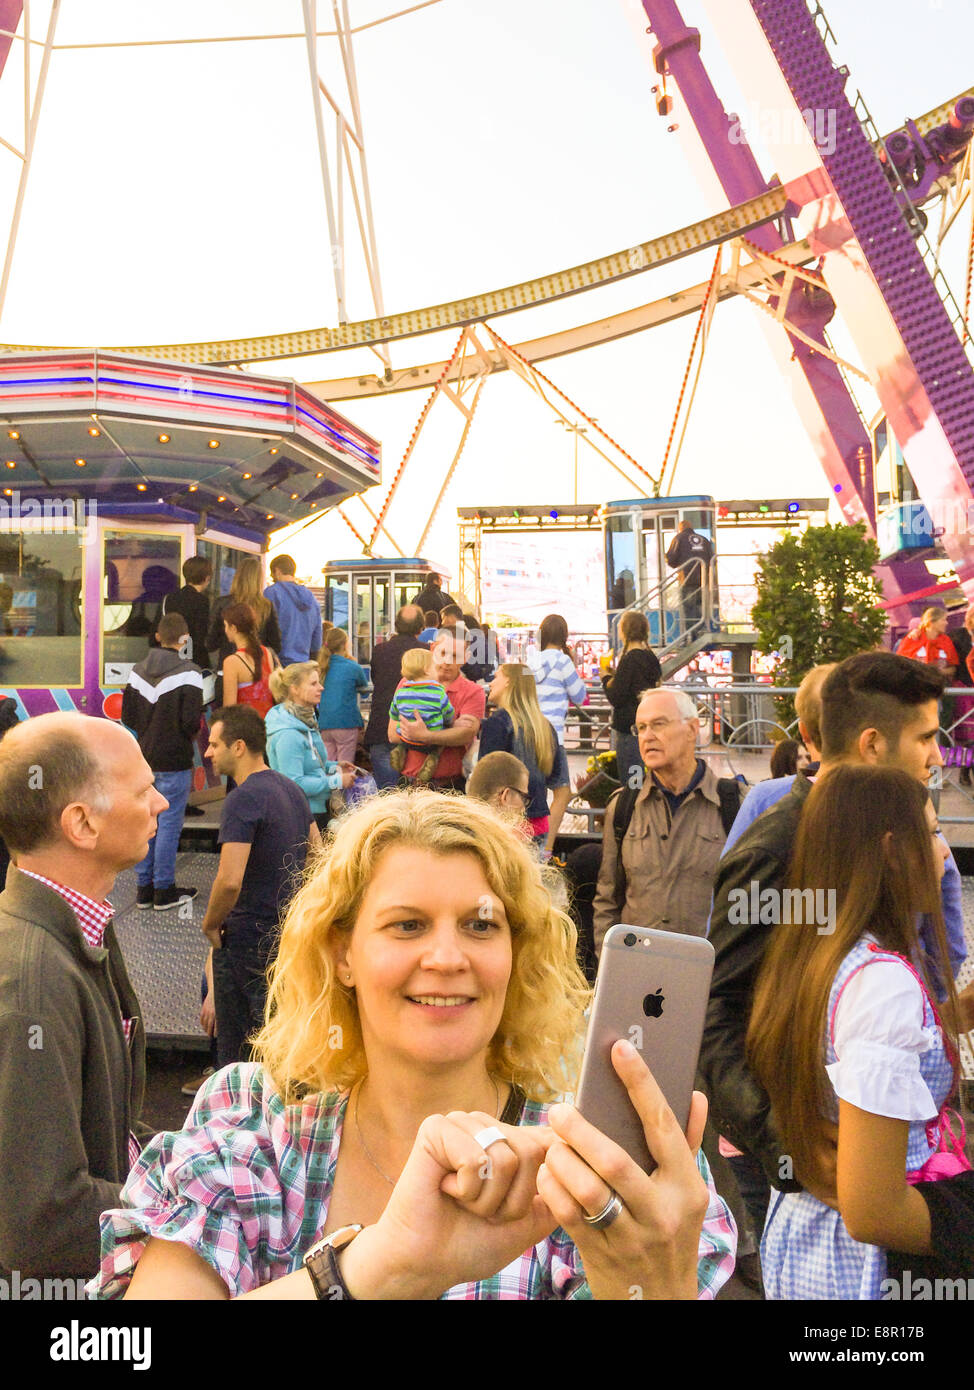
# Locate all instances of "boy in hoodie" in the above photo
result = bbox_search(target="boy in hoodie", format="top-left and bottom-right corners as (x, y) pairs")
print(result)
(264, 554), (323, 664)
(122, 612), (205, 910)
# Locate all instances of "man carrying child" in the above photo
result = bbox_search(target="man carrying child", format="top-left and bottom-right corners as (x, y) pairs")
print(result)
(388, 647), (455, 784)
(388, 631), (485, 792)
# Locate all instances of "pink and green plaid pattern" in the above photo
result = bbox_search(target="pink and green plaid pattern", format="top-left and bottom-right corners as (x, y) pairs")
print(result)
(90, 1063), (736, 1300)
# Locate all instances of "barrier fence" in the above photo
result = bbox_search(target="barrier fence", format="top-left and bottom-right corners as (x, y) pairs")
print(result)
(564, 679), (974, 829)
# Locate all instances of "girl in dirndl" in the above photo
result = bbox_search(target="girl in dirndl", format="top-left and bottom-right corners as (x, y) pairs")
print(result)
(747, 764), (968, 1300)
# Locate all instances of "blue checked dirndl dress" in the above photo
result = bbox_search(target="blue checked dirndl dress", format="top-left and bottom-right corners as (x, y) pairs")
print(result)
(761, 934), (956, 1300)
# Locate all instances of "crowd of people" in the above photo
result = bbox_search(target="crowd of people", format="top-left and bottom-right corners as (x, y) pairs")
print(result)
(1, 556), (973, 1304)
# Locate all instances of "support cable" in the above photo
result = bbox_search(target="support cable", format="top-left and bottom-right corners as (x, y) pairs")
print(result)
(658, 248), (721, 497)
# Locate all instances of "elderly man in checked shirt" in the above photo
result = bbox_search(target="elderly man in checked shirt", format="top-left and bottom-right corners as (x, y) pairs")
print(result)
(0, 713), (164, 1285)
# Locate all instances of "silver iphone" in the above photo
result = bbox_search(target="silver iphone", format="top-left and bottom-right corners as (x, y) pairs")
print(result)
(575, 924), (715, 1173)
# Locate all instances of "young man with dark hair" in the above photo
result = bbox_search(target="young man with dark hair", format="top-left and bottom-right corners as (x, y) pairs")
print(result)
(123, 612), (205, 910)
(201, 706), (320, 1065)
(264, 553), (323, 664)
(701, 650), (972, 1241)
(0, 712), (165, 1282)
(160, 554), (213, 666)
(364, 603), (428, 790)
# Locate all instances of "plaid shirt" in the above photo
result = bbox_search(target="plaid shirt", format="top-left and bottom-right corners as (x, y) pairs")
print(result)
(20, 870), (141, 1169)
(90, 1063), (736, 1300)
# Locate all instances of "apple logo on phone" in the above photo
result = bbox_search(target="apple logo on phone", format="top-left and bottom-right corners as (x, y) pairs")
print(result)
(642, 988), (664, 1019)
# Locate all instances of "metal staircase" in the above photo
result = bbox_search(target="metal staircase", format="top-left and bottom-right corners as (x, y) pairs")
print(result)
(612, 558), (757, 678)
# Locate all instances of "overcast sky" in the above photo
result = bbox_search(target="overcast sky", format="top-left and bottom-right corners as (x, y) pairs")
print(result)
(0, 0), (970, 585)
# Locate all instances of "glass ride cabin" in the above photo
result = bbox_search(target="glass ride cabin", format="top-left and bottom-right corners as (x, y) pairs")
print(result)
(321, 557), (448, 663)
(602, 495), (717, 648)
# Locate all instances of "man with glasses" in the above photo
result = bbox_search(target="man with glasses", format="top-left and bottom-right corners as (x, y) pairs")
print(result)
(466, 750), (531, 823)
(592, 687), (743, 954)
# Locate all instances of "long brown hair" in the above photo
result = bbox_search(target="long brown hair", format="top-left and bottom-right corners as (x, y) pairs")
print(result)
(223, 601), (263, 681)
(746, 764), (959, 1190)
(538, 613), (574, 662)
(619, 610), (649, 649)
(230, 555), (272, 628)
(317, 627), (348, 680)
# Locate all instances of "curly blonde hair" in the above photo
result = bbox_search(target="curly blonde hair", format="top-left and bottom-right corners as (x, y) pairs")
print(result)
(252, 790), (591, 1103)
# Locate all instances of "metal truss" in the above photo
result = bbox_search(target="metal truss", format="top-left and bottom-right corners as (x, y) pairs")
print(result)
(301, 0), (389, 369)
(337, 320), (655, 560)
(0, 0), (59, 324)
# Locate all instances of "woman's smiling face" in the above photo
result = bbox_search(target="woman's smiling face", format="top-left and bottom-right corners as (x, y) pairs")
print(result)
(335, 845), (513, 1072)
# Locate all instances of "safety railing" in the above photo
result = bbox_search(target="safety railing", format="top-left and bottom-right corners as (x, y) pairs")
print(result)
(562, 678), (974, 834)
(611, 556), (719, 662)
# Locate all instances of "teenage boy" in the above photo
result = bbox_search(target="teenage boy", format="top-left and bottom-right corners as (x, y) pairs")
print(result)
(122, 612), (204, 910)
(162, 555), (213, 666)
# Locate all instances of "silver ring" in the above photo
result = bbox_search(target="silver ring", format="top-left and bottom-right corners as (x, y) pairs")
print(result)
(583, 1189), (624, 1230)
(473, 1125), (506, 1152)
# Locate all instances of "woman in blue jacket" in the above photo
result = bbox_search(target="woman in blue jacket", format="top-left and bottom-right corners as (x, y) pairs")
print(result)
(317, 628), (371, 765)
(266, 663), (355, 830)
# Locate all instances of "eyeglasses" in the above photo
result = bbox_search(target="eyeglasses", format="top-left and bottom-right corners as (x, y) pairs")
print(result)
(631, 717), (683, 737)
(506, 786), (530, 804)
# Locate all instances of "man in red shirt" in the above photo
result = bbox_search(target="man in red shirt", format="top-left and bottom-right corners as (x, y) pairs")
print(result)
(389, 631), (485, 792)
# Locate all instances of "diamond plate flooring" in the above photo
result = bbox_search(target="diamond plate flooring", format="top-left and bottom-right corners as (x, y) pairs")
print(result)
(112, 852), (217, 1044)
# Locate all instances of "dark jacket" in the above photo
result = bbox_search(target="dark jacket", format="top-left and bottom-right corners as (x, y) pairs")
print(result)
(602, 647), (662, 734)
(161, 585), (211, 669)
(666, 528), (714, 589)
(0, 868), (145, 1279)
(414, 582), (455, 616)
(701, 773), (811, 1187)
(364, 633), (428, 746)
(122, 647), (204, 771)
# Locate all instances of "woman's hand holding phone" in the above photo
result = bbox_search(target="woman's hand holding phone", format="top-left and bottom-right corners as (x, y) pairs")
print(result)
(536, 1040), (710, 1300)
(342, 1112), (558, 1299)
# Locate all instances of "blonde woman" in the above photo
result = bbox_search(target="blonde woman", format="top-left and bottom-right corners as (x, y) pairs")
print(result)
(479, 663), (571, 852)
(266, 662), (357, 830)
(90, 791), (735, 1300)
(207, 555), (282, 667)
(896, 606), (958, 677)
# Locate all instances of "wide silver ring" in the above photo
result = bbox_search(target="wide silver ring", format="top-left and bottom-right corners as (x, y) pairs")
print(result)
(473, 1125), (506, 1152)
(583, 1189), (624, 1230)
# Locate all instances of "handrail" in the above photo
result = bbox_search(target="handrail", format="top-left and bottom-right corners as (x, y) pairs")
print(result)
(610, 555), (717, 664)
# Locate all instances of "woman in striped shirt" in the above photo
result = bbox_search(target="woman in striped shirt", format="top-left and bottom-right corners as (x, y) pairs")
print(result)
(529, 614), (588, 745)
(92, 792), (735, 1301)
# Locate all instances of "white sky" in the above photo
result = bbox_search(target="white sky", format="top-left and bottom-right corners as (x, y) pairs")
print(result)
(0, 0), (971, 586)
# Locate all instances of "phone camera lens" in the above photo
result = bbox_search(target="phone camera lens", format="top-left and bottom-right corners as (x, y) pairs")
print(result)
(624, 932), (637, 947)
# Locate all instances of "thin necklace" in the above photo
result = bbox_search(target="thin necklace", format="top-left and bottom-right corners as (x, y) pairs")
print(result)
(354, 1076), (501, 1188)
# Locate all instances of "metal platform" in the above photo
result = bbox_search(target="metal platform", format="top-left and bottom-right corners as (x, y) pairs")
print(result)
(111, 853), (217, 1048)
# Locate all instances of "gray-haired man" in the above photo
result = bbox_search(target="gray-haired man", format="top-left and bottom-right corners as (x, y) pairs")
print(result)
(592, 687), (743, 952)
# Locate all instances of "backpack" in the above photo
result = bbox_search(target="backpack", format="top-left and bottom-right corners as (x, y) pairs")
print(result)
(612, 773), (746, 902)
